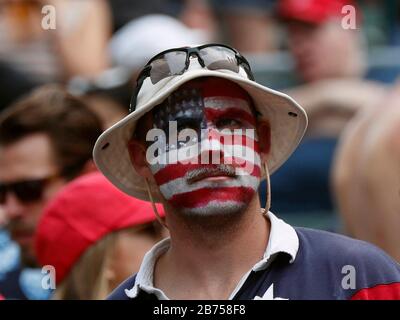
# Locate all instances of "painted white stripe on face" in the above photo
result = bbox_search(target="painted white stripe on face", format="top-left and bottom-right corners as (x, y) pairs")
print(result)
(149, 142), (261, 174)
(181, 200), (249, 215)
(159, 174), (260, 200)
(145, 125), (259, 165)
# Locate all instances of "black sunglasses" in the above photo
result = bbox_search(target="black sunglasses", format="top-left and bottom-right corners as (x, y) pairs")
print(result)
(129, 43), (255, 113)
(0, 175), (58, 205)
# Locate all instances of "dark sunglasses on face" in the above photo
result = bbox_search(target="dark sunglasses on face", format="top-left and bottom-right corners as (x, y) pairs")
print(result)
(129, 43), (255, 113)
(0, 175), (58, 205)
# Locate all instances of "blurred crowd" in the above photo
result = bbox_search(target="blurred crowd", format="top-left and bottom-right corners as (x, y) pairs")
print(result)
(0, 0), (399, 299)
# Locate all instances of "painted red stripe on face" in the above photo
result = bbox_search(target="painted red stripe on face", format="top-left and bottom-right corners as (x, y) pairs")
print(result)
(154, 162), (261, 185)
(204, 107), (256, 127)
(168, 186), (256, 208)
(200, 78), (252, 102)
(350, 283), (400, 300)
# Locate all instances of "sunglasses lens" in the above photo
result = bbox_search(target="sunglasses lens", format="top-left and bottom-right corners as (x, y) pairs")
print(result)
(149, 51), (187, 84)
(13, 180), (45, 203)
(199, 46), (239, 73)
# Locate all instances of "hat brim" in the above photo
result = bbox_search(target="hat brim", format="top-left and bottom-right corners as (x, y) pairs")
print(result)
(93, 68), (308, 202)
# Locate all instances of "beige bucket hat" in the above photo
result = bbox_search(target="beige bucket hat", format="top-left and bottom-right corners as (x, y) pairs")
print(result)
(93, 54), (308, 202)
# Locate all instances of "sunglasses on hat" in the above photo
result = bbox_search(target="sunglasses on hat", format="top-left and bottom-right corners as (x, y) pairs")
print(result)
(0, 175), (59, 205)
(129, 43), (255, 113)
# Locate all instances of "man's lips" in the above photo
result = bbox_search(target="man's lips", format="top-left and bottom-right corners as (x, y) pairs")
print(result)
(190, 173), (235, 184)
(202, 176), (232, 181)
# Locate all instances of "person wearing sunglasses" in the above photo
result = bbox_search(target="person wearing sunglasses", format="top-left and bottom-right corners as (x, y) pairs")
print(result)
(94, 44), (400, 300)
(0, 85), (103, 299)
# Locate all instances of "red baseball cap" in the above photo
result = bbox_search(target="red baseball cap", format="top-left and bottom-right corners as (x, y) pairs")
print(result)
(35, 172), (165, 284)
(278, 0), (357, 25)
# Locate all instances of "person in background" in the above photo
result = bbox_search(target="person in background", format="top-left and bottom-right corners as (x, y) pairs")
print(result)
(0, 0), (111, 83)
(35, 172), (166, 300)
(261, 0), (388, 220)
(209, 0), (278, 53)
(333, 80), (400, 262)
(0, 85), (103, 299)
(279, 0), (365, 83)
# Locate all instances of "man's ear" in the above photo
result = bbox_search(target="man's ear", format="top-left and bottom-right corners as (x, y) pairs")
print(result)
(127, 139), (153, 179)
(257, 120), (271, 162)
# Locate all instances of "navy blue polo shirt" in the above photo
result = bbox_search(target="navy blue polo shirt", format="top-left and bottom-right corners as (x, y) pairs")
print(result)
(108, 212), (400, 300)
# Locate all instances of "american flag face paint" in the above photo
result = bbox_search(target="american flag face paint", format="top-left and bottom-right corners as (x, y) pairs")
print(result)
(147, 78), (262, 215)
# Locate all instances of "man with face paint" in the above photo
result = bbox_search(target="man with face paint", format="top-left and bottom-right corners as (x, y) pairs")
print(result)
(147, 78), (263, 219)
(94, 44), (400, 300)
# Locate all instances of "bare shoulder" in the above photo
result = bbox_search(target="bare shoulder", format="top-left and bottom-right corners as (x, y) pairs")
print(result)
(332, 82), (400, 261)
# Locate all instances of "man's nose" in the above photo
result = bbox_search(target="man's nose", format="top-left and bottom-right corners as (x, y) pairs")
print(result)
(199, 128), (226, 164)
(3, 192), (25, 220)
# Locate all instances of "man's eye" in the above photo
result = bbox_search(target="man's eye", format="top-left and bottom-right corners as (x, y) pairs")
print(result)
(216, 118), (243, 129)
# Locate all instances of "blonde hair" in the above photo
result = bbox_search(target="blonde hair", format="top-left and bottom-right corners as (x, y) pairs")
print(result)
(52, 221), (165, 300)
